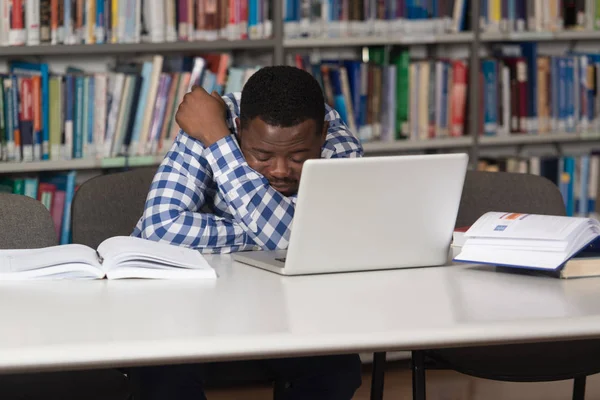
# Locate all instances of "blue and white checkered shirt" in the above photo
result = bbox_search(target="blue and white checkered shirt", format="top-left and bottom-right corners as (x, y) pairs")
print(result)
(131, 92), (364, 254)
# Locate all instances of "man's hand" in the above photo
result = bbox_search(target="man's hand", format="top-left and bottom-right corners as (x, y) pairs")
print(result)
(175, 86), (231, 147)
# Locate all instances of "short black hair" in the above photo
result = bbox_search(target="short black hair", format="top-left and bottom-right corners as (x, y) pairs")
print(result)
(240, 65), (325, 134)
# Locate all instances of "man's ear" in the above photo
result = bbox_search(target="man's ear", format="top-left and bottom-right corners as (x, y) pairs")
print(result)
(235, 117), (242, 143)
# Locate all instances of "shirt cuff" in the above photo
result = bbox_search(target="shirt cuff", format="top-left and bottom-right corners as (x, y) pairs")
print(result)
(202, 135), (248, 179)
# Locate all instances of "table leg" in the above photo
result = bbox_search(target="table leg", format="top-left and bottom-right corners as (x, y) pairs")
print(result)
(370, 352), (386, 400)
(412, 351), (426, 400)
(573, 376), (586, 400)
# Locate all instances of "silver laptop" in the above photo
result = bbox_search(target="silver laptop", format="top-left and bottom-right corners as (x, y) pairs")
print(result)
(233, 153), (469, 275)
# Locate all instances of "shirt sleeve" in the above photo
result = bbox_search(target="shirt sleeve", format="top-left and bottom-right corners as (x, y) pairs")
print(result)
(202, 107), (364, 251)
(132, 131), (257, 253)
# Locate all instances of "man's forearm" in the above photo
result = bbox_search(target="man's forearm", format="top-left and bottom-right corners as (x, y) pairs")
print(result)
(202, 136), (296, 250)
(138, 208), (256, 253)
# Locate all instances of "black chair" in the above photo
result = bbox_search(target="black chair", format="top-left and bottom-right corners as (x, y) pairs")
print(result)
(371, 171), (600, 400)
(0, 192), (57, 248)
(0, 193), (130, 400)
(71, 167), (280, 399)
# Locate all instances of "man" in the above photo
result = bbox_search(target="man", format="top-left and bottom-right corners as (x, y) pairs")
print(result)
(132, 65), (363, 253)
(132, 66), (364, 399)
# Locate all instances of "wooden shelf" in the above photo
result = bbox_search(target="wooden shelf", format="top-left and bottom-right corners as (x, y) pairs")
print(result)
(479, 133), (600, 146)
(284, 32), (474, 48)
(0, 154), (166, 174)
(363, 137), (473, 153)
(0, 39), (276, 57)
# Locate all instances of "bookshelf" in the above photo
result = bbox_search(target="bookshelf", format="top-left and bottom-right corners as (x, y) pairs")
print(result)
(1, 0), (600, 176)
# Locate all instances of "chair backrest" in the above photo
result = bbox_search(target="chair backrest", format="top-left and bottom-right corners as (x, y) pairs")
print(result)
(0, 193), (58, 249)
(455, 170), (567, 228)
(71, 167), (156, 248)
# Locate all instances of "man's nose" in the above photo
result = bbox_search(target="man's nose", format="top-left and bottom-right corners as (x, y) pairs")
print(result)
(270, 158), (291, 178)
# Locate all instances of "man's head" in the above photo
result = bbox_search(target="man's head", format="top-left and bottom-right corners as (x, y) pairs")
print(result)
(236, 66), (328, 197)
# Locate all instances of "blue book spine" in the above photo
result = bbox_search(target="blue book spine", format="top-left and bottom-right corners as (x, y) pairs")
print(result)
(11, 76), (21, 162)
(588, 67), (595, 127)
(565, 156), (576, 216)
(558, 57), (567, 131)
(65, 75), (74, 160)
(248, 0), (258, 36)
(567, 57), (576, 133)
(129, 62), (152, 154)
(40, 64), (49, 160)
(87, 77), (95, 155)
(480, 0), (487, 30)
(4, 79), (14, 161)
(328, 68), (349, 126)
(551, 57), (558, 131)
(96, 0), (105, 44)
(508, 0), (515, 31)
(73, 76), (84, 159)
(24, 178), (38, 199)
(342, 61), (362, 131)
(64, 0), (72, 42)
(520, 42), (537, 133)
(580, 155), (590, 216)
(440, 61), (449, 132)
(60, 171), (77, 245)
(482, 59), (498, 136)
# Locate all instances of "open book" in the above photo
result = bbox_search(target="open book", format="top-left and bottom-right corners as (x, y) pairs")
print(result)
(0, 236), (216, 280)
(453, 212), (600, 278)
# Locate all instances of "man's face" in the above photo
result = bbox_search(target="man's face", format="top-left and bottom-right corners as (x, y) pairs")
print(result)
(237, 117), (327, 197)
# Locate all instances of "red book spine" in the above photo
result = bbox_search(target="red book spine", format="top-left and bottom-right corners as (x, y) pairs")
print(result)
(449, 60), (468, 137)
(516, 59), (528, 133)
(51, 190), (65, 239)
(240, 0), (248, 39)
(178, 0), (189, 40)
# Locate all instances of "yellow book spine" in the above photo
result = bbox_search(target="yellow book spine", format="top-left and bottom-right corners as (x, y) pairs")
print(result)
(111, 0), (119, 43)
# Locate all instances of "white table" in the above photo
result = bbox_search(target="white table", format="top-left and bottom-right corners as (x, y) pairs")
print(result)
(1, 255), (600, 375)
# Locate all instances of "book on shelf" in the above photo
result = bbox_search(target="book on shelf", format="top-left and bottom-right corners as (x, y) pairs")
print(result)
(283, 0), (471, 39)
(292, 48), (469, 144)
(0, 0), (271, 47)
(453, 211), (600, 279)
(0, 54), (260, 164)
(0, 236), (216, 280)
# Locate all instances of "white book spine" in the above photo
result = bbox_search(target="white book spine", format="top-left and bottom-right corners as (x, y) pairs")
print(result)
(104, 73), (124, 159)
(9, 0), (27, 45)
(0, 0), (9, 45)
(138, 56), (163, 156)
(165, 0), (176, 41)
(145, 0), (164, 42)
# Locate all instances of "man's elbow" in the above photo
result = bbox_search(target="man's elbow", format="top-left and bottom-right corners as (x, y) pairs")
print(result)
(138, 209), (182, 244)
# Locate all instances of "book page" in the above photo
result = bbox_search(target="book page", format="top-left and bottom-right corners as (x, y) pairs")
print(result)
(466, 212), (594, 241)
(0, 244), (103, 279)
(97, 236), (215, 276)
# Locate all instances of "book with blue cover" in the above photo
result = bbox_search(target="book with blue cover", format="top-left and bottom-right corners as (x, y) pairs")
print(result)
(453, 212), (600, 278)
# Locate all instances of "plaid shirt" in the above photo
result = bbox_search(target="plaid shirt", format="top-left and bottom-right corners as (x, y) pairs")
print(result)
(131, 92), (363, 254)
